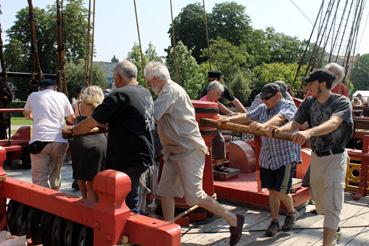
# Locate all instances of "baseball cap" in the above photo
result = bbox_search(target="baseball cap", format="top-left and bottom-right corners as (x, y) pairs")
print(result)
(208, 71), (222, 78)
(260, 83), (280, 100)
(303, 69), (336, 84)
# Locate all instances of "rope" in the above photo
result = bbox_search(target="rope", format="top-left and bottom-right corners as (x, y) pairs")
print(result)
(133, 0), (147, 88)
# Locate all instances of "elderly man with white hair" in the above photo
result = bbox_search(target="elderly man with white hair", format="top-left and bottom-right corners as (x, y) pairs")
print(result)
(324, 63), (349, 97)
(144, 61), (244, 246)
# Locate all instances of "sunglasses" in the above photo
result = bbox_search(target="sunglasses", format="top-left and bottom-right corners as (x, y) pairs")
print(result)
(261, 94), (275, 101)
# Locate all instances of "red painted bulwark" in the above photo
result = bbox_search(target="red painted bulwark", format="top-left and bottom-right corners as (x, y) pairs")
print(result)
(0, 147), (181, 246)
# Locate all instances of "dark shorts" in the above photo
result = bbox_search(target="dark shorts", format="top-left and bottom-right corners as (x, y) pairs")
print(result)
(260, 162), (296, 194)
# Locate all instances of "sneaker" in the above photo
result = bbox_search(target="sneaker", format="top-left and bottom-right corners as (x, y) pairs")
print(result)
(265, 221), (279, 237)
(229, 214), (244, 246)
(282, 211), (297, 231)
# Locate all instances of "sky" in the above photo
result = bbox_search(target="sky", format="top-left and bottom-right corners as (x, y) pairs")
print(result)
(1, 0), (369, 62)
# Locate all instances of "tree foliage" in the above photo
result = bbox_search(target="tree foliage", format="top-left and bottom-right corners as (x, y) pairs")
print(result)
(169, 3), (207, 63)
(126, 42), (162, 86)
(166, 41), (205, 99)
(229, 71), (251, 105)
(209, 2), (252, 46)
(4, 0), (88, 99)
(252, 62), (305, 92)
(352, 54), (369, 91)
(208, 38), (248, 83)
(65, 61), (108, 99)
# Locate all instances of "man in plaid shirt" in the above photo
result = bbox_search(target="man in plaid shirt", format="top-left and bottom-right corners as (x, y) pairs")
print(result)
(223, 82), (301, 237)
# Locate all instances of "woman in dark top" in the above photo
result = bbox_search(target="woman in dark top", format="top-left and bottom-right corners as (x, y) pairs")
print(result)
(70, 86), (107, 202)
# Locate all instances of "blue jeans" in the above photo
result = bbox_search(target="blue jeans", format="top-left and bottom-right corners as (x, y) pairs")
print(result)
(121, 164), (148, 213)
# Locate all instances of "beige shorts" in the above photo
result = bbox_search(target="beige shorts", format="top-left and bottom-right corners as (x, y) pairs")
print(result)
(156, 149), (207, 206)
(31, 142), (68, 190)
(310, 151), (347, 229)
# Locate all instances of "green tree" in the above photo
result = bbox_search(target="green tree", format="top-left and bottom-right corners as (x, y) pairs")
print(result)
(243, 29), (271, 67)
(229, 71), (251, 105)
(209, 2), (252, 46)
(111, 55), (119, 63)
(168, 3), (207, 63)
(65, 61), (108, 98)
(4, 1), (88, 99)
(127, 42), (161, 86)
(252, 62), (305, 92)
(208, 37), (249, 83)
(352, 54), (369, 91)
(166, 41), (205, 99)
(265, 27), (304, 64)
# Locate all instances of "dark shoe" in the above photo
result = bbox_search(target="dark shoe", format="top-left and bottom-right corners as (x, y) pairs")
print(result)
(229, 214), (244, 246)
(71, 180), (79, 191)
(265, 221), (279, 237)
(282, 211), (297, 231)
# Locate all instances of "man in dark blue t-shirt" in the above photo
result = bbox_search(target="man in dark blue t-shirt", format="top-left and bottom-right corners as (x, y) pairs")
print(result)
(64, 60), (155, 213)
(270, 69), (353, 246)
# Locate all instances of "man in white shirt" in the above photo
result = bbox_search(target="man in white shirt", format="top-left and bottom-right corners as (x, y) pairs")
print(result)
(24, 79), (74, 190)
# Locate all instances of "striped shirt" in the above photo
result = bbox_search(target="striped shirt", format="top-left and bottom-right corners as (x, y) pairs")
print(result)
(248, 99), (301, 170)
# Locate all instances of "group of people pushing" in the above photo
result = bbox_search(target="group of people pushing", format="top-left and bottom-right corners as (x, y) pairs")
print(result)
(23, 60), (352, 246)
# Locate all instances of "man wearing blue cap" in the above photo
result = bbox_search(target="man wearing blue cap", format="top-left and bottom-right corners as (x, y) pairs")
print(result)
(24, 79), (74, 190)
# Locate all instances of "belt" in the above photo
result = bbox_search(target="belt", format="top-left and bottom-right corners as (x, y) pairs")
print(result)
(313, 148), (345, 157)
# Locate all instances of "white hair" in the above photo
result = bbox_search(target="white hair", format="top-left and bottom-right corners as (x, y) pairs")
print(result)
(144, 61), (171, 82)
(324, 63), (345, 83)
(114, 60), (137, 80)
(207, 80), (224, 93)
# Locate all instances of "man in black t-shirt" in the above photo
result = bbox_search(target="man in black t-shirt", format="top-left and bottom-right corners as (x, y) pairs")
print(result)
(199, 71), (247, 113)
(64, 60), (155, 213)
(269, 69), (353, 246)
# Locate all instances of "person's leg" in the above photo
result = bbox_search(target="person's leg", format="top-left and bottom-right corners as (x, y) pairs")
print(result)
(160, 196), (176, 221)
(176, 150), (238, 227)
(78, 180), (87, 199)
(48, 143), (68, 190)
(310, 153), (326, 215)
(278, 193), (294, 213)
(277, 163), (296, 215)
(269, 190), (281, 221)
(197, 196), (237, 226)
(121, 166), (146, 213)
(85, 181), (98, 202)
(30, 149), (51, 188)
(156, 157), (183, 219)
(323, 228), (337, 246)
(322, 153), (347, 246)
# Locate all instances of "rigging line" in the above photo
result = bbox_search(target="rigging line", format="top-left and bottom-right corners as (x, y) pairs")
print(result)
(89, 0), (96, 86)
(289, 0), (314, 25)
(202, 0), (211, 70)
(133, 0), (147, 88)
(84, 0), (92, 86)
(169, 0), (180, 83)
(356, 0), (369, 52)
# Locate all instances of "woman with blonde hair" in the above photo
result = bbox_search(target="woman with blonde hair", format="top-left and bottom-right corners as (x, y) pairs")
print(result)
(70, 85), (107, 202)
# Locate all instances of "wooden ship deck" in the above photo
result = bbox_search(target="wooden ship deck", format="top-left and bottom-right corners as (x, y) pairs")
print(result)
(5, 163), (369, 246)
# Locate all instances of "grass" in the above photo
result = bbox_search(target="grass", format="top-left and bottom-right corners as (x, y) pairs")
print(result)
(11, 117), (32, 126)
